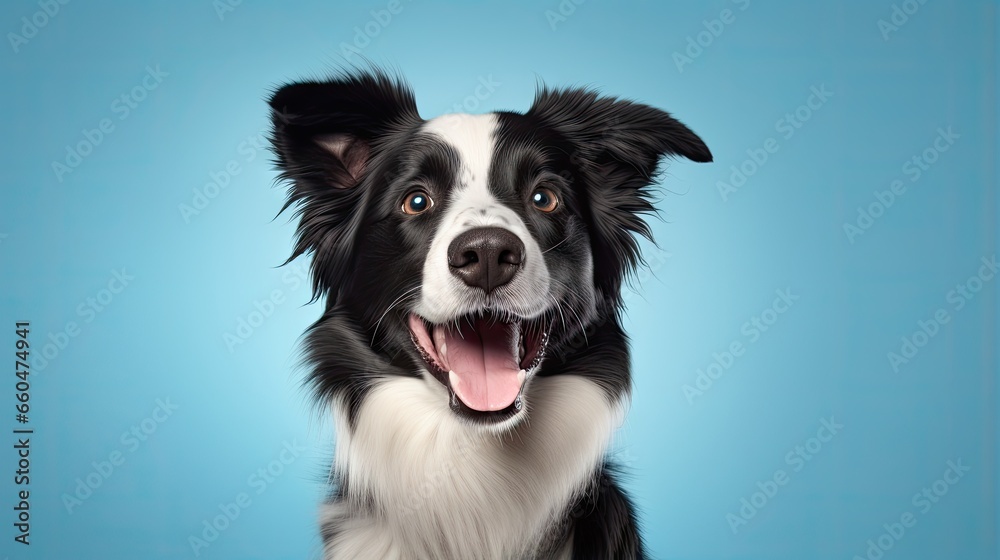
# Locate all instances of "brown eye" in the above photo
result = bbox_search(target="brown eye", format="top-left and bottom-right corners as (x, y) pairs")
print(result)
(402, 191), (433, 215)
(531, 187), (558, 213)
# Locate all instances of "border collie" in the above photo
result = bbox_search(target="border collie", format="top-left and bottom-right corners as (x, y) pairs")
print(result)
(267, 68), (711, 559)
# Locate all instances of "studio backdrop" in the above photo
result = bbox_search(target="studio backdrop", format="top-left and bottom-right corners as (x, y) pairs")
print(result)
(1, 1), (996, 559)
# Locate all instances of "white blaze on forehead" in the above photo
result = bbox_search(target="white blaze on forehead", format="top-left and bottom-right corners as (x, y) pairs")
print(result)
(414, 113), (552, 324)
(422, 113), (496, 191)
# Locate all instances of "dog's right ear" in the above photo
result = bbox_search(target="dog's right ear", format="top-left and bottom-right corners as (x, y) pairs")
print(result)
(268, 70), (421, 300)
(268, 71), (420, 189)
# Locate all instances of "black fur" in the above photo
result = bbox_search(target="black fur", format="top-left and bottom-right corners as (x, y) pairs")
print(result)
(570, 465), (647, 560)
(524, 87), (711, 309)
(268, 68), (710, 558)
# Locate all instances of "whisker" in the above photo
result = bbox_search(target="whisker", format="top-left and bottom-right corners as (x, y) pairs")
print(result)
(542, 235), (571, 254)
(566, 303), (588, 346)
(371, 285), (421, 345)
(550, 294), (568, 335)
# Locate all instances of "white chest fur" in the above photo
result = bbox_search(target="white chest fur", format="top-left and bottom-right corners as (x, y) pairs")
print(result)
(322, 375), (620, 560)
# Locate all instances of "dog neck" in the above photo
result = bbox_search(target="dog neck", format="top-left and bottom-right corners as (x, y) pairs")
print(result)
(323, 374), (621, 559)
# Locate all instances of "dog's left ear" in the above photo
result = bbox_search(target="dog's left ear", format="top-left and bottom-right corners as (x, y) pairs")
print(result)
(267, 70), (421, 301)
(529, 87), (711, 170)
(528, 88), (712, 303)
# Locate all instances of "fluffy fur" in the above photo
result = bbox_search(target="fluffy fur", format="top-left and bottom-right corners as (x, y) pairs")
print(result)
(267, 68), (711, 559)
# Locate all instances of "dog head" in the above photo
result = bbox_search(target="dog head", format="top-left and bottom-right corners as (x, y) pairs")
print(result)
(269, 69), (711, 431)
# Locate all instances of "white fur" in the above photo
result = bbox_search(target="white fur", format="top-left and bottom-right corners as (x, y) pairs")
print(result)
(414, 113), (551, 324)
(325, 374), (621, 559)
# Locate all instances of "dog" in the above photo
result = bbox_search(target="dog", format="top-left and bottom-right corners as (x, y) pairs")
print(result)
(267, 68), (711, 559)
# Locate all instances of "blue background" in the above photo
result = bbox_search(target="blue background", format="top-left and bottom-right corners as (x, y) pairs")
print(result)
(1, 1), (996, 559)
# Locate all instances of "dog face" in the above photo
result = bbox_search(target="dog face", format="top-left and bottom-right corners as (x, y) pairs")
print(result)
(269, 70), (711, 431)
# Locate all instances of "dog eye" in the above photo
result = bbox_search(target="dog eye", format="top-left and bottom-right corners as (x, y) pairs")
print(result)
(402, 191), (433, 215)
(530, 187), (559, 213)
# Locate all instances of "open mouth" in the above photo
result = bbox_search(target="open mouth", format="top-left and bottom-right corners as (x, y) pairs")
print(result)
(408, 311), (548, 420)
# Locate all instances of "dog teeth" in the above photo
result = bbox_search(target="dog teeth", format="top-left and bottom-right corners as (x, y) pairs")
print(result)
(517, 369), (526, 384)
(449, 370), (460, 390)
(433, 327), (447, 355)
(439, 342), (447, 361)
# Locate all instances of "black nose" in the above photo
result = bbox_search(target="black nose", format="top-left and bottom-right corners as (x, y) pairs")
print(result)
(448, 227), (525, 293)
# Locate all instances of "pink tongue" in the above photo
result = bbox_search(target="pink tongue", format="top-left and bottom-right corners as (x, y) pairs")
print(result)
(439, 319), (522, 412)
